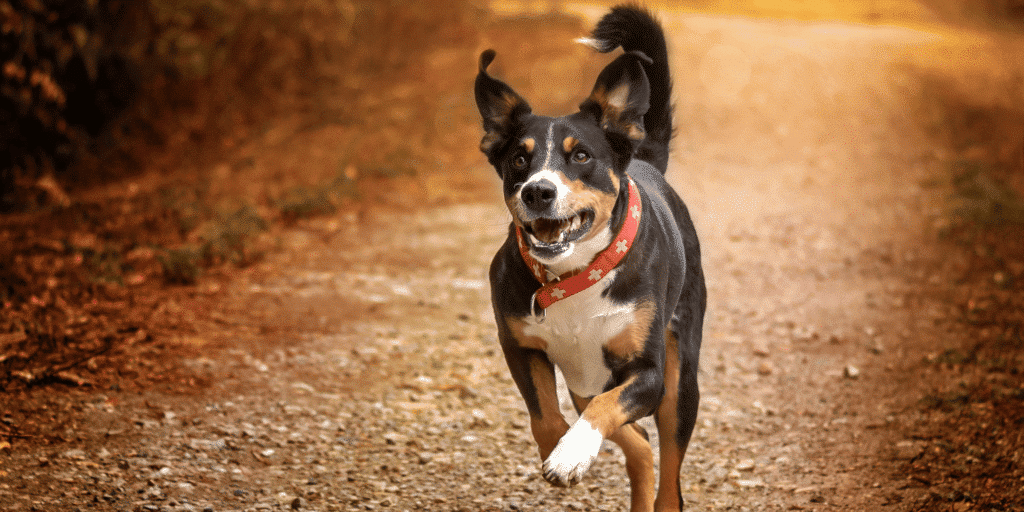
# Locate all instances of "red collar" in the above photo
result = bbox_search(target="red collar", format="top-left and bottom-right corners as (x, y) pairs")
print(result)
(515, 176), (642, 313)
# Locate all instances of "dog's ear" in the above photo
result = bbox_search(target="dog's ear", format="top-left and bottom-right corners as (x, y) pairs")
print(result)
(475, 50), (531, 157)
(580, 51), (651, 147)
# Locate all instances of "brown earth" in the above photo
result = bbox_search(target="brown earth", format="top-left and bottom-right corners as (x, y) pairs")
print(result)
(2, 3), (1024, 512)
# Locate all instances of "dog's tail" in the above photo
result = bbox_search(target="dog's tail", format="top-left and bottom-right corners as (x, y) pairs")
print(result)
(581, 5), (673, 173)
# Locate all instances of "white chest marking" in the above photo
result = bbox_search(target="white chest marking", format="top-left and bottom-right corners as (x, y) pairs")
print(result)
(521, 269), (633, 397)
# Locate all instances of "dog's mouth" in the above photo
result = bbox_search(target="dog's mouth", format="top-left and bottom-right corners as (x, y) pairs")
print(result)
(521, 209), (594, 256)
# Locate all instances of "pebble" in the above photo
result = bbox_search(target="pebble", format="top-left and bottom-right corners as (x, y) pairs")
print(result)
(894, 440), (925, 460)
(844, 365), (861, 379)
(736, 477), (765, 488)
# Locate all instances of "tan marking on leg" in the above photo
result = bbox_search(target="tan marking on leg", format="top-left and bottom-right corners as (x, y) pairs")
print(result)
(562, 136), (578, 154)
(572, 391), (655, 512)
(527, 356), (570, 460)
(507, 317), (547, 352)
(604, 301), (655, 360)
(577, 376), (634, 438)
(610, 424), (656, 512)
(655, 328), (684, 512)
(569, 390), (591, 415)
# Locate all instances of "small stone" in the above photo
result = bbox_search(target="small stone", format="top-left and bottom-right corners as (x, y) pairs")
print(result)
(291, 497), (308, 509)
(894, 440), (924, 460)
(752, 343), (770, 357)
(843, 365), (860, 379)
(735, 459), (756, 471)
(757, 361), (773, 376)
(993, 271), (1008, 287)
(735, 477), (764, 488)
(63, 449), (87, 460)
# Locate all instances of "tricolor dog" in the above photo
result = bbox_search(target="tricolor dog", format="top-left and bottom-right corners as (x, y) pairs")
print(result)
(475, 5), (706, 512)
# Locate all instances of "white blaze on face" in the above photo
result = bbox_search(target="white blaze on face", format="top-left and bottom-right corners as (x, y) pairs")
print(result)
(519, 123), (571, 214)
(542, 122), (556, 171)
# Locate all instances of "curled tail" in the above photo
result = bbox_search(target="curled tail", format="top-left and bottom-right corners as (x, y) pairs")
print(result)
(582, 5), (673, 173)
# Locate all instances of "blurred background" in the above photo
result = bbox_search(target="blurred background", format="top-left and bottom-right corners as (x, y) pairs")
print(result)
(2, 0), (1021, 210)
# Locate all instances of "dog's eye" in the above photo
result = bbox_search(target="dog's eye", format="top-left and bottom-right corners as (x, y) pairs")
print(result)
(511, 155), (528, 170)
(572, 150), (590, 164)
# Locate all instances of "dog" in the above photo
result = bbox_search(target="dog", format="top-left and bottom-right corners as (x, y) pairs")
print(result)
(475, 5), (706, 511)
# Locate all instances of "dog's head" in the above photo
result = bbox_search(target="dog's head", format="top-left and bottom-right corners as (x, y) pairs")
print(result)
(475, 49), (651, 269)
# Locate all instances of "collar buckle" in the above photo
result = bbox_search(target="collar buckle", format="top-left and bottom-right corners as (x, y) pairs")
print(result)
(530, 290), (545, 323)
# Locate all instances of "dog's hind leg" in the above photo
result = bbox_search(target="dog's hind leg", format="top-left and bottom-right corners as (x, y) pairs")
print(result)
(571, 393), (656, 512)
(654, 326), (700, 512)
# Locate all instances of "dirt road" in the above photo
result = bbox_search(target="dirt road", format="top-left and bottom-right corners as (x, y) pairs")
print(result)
(2, 6), (1021, 512)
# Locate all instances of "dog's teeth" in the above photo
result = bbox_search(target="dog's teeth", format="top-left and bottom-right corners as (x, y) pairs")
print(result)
(528, 233), (542, 246)
(570, 215), (581, 232)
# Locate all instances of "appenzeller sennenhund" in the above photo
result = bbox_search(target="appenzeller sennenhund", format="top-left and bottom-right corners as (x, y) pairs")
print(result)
(474, 5), (706, 512)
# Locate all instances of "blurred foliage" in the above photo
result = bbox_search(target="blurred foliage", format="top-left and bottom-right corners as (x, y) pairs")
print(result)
(922, 0), (1024, 30)
(951, 161), (1024, 225)
(0, 0), (484, 389)
(1, 0), (484, 211)
(276, 173), (357, 224)
(1, 0), (146, 211)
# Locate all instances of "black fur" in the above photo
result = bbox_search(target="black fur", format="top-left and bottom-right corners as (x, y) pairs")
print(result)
(586, 5), (674, 172)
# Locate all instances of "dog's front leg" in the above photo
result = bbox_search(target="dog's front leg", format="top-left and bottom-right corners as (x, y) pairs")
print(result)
(542, 372), (662, 487)
(499, 330), (571, 461)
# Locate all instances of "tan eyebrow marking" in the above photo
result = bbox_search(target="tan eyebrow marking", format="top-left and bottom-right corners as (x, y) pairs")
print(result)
(521, 137), (536, 153)
(562, 136), (579, 153)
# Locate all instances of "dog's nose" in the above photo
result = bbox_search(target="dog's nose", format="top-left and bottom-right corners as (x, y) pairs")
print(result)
(521, 180), (558, 211)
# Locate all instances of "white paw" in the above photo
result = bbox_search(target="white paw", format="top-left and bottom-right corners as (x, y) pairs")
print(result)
(542, 418), (603, 487)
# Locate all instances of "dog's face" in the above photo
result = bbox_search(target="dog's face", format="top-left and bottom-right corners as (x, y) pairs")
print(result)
(476, 50), (651, 268)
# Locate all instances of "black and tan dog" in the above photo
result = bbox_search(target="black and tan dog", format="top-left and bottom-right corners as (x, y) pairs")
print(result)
(475, 5), (706, 512)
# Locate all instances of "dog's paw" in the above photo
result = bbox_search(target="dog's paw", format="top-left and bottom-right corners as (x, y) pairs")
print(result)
(541, 418), (603, 487)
